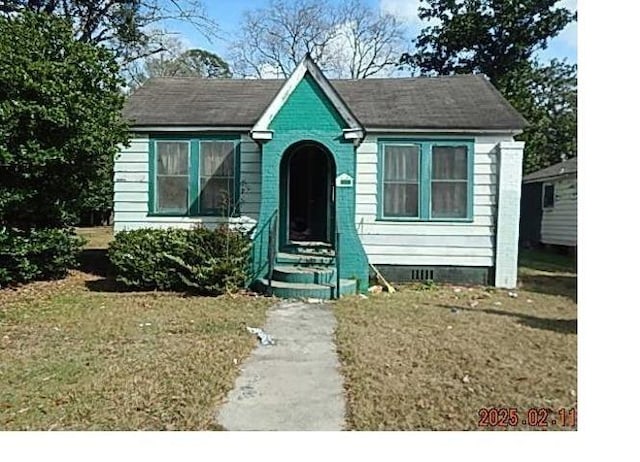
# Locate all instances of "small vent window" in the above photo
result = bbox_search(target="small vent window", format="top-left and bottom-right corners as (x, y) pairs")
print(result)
(411, 268), (434, 281)
(543, 183), (555, 208)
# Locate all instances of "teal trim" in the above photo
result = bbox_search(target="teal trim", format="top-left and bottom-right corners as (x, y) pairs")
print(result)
(377, 143), (422, 220)
(420, 144), (430, 219)
(278, 159), (288, 246)
(234, 142), (241, 215)
(147, 133), (241, 217)
(148, 139), (191, 216)
(427, 140), (475, 222)
(150, 133), (240, 141)
(376, 138), (475, 223)
(148, 139), (155, 215)
(188, 139), (199, 216)
(252, 70), (369, 293)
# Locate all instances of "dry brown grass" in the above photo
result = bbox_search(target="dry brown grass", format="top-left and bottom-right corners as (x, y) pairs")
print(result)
(75, 226), (114, 249)
(0, 225), (272, 430)
(334, 257), (577, 431)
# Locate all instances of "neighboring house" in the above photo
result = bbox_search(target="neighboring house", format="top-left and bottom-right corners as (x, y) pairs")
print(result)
(520, 157), (577, 249)
(115, 55), (527, 298)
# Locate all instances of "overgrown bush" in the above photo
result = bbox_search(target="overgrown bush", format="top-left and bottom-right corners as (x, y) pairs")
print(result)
(108, 226), (251, 295)
(1, 13), (128, 229)
(0, 227), (84, 287)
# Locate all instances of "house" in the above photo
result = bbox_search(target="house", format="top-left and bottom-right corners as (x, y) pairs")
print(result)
(115, 55), (527, 299)
(520, 157), (577, 250)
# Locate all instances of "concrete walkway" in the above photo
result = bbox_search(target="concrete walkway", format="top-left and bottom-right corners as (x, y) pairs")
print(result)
(216, 300), (346, 430)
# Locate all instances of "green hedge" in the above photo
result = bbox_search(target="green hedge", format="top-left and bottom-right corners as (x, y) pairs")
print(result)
(0, 227), (84, 287)
(107, 226), (251, 295)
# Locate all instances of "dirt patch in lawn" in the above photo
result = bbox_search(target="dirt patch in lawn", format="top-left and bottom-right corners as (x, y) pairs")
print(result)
(334, 275), (577, 430)
(0, 270), (272, 430)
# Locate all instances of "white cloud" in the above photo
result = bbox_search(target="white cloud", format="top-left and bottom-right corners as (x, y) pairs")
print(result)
(555, 0), (578, 49)
(380, 0), (422, 28)
(258, 63), (283, 79)
(381, 0), (578, 44)
(323, 18), (409, 78)
(558, 0), (578, 12)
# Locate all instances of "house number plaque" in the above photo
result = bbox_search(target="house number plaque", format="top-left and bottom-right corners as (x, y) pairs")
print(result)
(336, 173), (353, 187)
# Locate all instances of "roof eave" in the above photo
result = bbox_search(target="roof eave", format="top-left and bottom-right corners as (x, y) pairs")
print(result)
(523, 171), (577, 183)
(128, 125), (253, 132)
(364, 127), (524, 135)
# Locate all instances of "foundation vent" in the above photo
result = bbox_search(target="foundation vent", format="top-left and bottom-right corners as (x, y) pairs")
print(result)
(410, 268), (434, 281)
(373, 265), (491, 286)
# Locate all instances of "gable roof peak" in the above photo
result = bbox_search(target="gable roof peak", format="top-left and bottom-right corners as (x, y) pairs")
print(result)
(250, 55), (363, 141)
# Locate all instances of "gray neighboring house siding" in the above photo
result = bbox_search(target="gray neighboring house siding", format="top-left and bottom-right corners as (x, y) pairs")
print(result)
(522, 157), (578, 248)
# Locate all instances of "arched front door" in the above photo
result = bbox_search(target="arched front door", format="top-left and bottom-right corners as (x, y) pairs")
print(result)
(280, 141), (336, 246)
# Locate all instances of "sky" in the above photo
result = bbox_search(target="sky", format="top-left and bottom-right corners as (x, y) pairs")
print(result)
(165, 0), (577, 70)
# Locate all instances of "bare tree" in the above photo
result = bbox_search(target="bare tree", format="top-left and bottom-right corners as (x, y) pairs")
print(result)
(230, 0), (406, 79)
(331, 0), (406, 78)
(230, 0), (340, 79)
(0, 1), (218, 64)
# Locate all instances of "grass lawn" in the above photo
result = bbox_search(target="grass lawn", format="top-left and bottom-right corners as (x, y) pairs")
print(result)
(75, 226), (114, 249)
(334, 250), (577, 430)
(0, 227), (272, 430)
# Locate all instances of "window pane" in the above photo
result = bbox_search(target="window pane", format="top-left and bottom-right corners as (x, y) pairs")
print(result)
(199, 141), (235, 213)
(543, 184), (555, 208)
(157, 176), (188, 212)
(383, 183), (419, 217)
(432, 182), (467, 218)
(384, 145), (419, 181)
(157, 142), (188, 175)
(432, 146), (468, 180)
(200, 141), (234, 176)
(200, 177), (234, 211)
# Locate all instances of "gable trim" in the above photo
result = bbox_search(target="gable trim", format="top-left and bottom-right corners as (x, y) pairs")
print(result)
(250, 54), (363, 141)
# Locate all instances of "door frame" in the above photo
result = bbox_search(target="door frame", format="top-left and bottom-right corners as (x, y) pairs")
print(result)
(279, 141), (336, 247)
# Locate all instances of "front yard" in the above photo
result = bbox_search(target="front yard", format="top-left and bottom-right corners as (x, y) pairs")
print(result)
(0, 228), (271, 430)
(2, 226), (577, 430)
(334, 251), (577, 430)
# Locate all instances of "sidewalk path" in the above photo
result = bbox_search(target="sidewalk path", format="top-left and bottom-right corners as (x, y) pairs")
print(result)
(216, 300), (346, 430)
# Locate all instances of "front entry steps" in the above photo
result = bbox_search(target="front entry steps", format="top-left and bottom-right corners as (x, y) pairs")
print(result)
(255, 278), (356, 300)
(254, 243), (358, 300)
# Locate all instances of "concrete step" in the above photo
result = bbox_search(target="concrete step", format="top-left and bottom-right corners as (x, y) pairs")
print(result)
(272, 265), (335, 285)
(282, 242), (335, 258)
(276, 252), (335, 266)
(256, 278), (357, 300)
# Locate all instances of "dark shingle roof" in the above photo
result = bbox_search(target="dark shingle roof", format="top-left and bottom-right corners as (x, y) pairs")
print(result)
(123, 74), (528, 130)
(523, 157), (578, 183)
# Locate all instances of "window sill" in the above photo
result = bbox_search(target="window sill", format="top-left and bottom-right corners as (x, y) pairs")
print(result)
(375, 217), (474, 223)
(147, 212), (241, 218)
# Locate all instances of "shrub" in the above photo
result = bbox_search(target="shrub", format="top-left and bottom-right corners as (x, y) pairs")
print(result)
(0, 13), (128, 229)
(108, 226), (252, 295)
(0, 227), (84, 287)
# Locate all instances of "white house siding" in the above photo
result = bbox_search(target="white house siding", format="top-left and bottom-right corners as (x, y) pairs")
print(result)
(354, 134), (513, 267)
(540, 175), (577, 247)
(113, 133), (261, 232)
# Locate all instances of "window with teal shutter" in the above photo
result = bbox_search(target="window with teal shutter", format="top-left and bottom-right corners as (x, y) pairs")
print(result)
(431, 146), (469, 219)
(155, 141), (190, 214)
(378, 139), (474, 222)
(149, 135), (240, 216)
(382, 145), (420, 218)
(199, 140), (236, 215)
